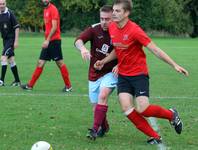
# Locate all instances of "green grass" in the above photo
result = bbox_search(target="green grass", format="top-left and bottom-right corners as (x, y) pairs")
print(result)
(0, 36), (198, 150)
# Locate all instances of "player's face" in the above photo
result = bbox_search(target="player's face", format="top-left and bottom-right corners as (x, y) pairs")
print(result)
(42, 0), (50, 7)
(0, 0), (6, 13)
(100, 11), (112, 31)
(112, 4), (129, 23)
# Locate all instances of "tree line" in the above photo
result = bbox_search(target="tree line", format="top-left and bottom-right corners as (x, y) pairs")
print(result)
(7, 0), (198, 37)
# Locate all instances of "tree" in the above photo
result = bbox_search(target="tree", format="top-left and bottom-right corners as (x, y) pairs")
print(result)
(184, 0), (198, 37)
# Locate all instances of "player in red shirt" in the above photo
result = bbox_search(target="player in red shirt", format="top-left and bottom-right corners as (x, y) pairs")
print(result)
(95, 0), (189, 144)
(75, 5), (117, 139)
(21, 0), (72, 92)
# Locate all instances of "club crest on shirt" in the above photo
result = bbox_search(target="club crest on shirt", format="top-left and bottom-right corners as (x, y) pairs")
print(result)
(97, 35), (103, 39)
(45, 12), (49, 17)
(3, 23), (7, 29)
(123, 34), (129, 40)
(96, 44), (110, 54)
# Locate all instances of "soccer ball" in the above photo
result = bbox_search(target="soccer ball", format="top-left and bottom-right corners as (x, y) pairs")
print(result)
(0, 80), (4, 86)
(31, 141), (53, 150)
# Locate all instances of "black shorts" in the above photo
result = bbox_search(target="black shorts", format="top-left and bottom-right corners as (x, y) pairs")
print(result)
(117, 74), (149, 97)
(2, 38), (15, 58)
(39, 40), (63, 61)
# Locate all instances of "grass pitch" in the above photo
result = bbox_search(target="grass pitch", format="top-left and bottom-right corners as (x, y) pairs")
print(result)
(0, 35), (198, 150)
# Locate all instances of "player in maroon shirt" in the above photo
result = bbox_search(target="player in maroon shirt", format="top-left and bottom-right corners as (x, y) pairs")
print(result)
(21, 0), (72, 92)
(75, 5), (118, 139)
(95, 0), (189, 144)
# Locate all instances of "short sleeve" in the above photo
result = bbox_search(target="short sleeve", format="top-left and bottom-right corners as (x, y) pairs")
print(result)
(76, 27), (93, 43)
(134, 26), (151, 47)
(9, 11), (20, 29)
(51, 7), (59, 20)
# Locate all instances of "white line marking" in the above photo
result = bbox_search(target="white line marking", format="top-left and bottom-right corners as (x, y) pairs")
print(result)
(0, 93), (197, 100)
(149, 117), (167, 150)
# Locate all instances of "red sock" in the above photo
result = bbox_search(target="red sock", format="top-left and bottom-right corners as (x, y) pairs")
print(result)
(60, 64), (71, 88)
(28, 67), (43, 87)
(127, 110), (160, 138)
(93, 104), (108, 132)
(141, 105), (173, 121)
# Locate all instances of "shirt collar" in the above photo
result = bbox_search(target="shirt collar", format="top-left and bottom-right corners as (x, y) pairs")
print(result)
(1, 7), (8, 14)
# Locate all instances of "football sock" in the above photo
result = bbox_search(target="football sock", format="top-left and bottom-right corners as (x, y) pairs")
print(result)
(11, 65), (20, 82)
(0, 64), (7, 82)
(101, 114), (109, 130)
(59, 64), (71, 88)
(141, 105), (173, 121)
(127, 109), (160, 138)
(28, 67), (43, 87)
(93, 104), (108, 132)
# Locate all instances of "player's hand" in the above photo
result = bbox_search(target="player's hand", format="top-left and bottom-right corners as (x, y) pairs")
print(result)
(112, 65), (118, 77)
(14, 41), (18, 49)
(42, 40), (49, 49)
(94, 60), (104, 70)
(81, 49), (91, 61)
(174, 64), (189, 76)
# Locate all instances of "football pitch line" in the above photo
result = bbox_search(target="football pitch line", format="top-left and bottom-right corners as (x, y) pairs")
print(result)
(149, 118), (167, 150)
(0, 92), (197, 100)
(1, 92), (192, 150)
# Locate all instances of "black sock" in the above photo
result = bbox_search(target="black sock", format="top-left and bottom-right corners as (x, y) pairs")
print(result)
(1, 65), (7, 82)
(11, 65), (20, 82)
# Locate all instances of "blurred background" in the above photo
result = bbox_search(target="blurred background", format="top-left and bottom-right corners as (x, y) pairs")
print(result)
(6, 0), (198, 37)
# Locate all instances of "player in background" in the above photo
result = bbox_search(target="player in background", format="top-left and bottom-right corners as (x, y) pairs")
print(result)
(21, 0), (72, 92)
(74, 5), (118, 139)
(94, 0), (189, 144)
(0, 0), (21, 86)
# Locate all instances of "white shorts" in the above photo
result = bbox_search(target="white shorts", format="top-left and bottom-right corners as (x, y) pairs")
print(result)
(89, 72), (118, 104)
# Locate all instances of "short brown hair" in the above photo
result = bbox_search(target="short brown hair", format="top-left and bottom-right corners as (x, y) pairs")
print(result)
(100, 5), (113, 13)
(113, 0), (133, 13)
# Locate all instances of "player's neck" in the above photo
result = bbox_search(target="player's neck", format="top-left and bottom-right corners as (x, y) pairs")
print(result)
(0, 7), (7, 14)
(117, 18), (129, 29)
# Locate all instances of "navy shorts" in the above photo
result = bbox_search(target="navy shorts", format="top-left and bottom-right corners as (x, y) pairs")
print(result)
(117, 74), (149, 97)
(2, 38), (15, 58)
(39, 40), (63, 61)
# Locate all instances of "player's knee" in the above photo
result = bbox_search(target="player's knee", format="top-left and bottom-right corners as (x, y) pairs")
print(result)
(1, 60), (7, 66)
(56, 60), (64, 68)
(9, 61), (16, 67)
(98, 92), (108, 101)
(37, 60), (45, 67)
(1, 56), (7, 62)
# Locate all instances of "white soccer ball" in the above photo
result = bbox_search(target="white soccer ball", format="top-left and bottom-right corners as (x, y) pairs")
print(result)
(31, 141), (53, 150)
(0, 80), (4, 86)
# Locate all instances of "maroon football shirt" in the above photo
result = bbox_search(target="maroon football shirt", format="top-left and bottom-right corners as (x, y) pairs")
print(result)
(76, 23), (117, 81)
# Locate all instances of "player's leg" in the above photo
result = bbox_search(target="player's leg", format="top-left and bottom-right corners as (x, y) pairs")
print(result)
(0, 55), (8, 86)
(118, 75), (161, 144)
(0, 39), (13, 86)
(86, 79), (100, 140)
(50, 40), (71, 91)
(56, 59), (72, 92)
(8, 56), (21, 86)
(134, 75), (182, 134)
(96, 72), (117, 137)
(21, 59), (46, 90)
(119, 93), (161, 144)
(21, 46), (49, 90)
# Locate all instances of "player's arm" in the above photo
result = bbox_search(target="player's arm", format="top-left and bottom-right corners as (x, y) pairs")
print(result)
(94, 50), (117, 70)
(75, 39), (91, 61)
(146, 41), (189, 76)
(10, 11), (20, 49)
(14, 27), (19, 49)
(42, 19), (57, 48)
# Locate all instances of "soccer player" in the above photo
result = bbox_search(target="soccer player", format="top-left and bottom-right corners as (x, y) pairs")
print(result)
(21, 0), (72, 92)
(94, 0), (189, 144)
(0, 0), (21, 86)
(74, 5), (117, 139)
